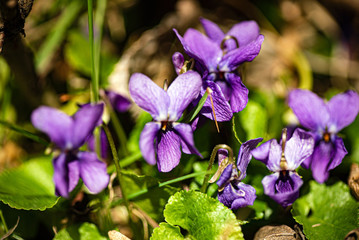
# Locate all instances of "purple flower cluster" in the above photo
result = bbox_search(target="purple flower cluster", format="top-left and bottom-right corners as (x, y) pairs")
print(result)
(29, 15), (358, 212)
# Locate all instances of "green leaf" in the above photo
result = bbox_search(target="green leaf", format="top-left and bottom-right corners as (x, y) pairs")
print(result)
(151, 190), (243, 240)
(121, 171), (179, 222)
(238, 100), (267, 140)
(183, 91), (208, 123)
(151, 223), (184, 240)
(292, 181), (359, 240)
(0, 156), (59, 210)
(53, 222), (106, 240)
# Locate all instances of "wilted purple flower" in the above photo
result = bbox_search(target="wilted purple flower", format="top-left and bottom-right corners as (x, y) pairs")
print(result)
(251, 128), (314, 207)
(174, 18), (264, 121)
(31, 103), (109, 198)
(288, 89), (359, 183)
(129, 71), (202, 172)
(216, 138), (262, 210)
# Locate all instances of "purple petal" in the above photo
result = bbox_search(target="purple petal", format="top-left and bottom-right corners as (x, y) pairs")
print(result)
(139, 122), (161, 165)
(77, 151), (109, 194)
(53, 153), (72, 198)
(173, 123), (202, 157)
(174, 28), (222, 72)
(237, 138), (263, 180)
(267, 140), (282, 172)
(200, 81), (233, 121)
(68, 159), (80, 193)
(217, 164), (233, 187)
(327, 90), (359, 132)
(200, 18), (224, 45)
(226, 21), (261, 50)
(129, 73), (170, 121)
(167, 71), (202, 121)
(262, 172), (303, 207)
(105, 90), (131, 112)
(219, 35), (264, 72)
(156, 130), (181, 172)
(72, 103), (104, 149)
(251, 140), (271, 165)
(310, 141), (333, 183)
(31, 106), (73, 150)
(225, 73), (249, 112)
(328, 137), (347, 171)
(172, 52), (185, 75)
(218, 181), (256, 209)
(288, 89), (329, 131)
(284, 128), (314, 170)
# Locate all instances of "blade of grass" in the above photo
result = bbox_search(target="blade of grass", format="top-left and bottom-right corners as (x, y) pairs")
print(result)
(0, 120), (48, 146)
(182, 91), (208, 123)
(35, 1), (83, 74)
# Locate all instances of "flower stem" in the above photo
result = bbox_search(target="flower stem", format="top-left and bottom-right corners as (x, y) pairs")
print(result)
(100, 91), (129, 157)
(0, 209), (8, 233)
(200, 144), (234, 193)
(103, 125), (131, 214)
(232, 115), (242, 145)
(87, 0), (98, 102)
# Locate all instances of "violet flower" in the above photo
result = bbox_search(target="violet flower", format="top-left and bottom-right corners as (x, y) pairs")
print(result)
(31, 103), (109, 198)
(174, 18), (264, 121)
(104, 90), (131, 113)
(129, 71), (202, 172)
(251, 128), (314, 207)
(216, 138), (262, 210)
(288, 89), (359, 183)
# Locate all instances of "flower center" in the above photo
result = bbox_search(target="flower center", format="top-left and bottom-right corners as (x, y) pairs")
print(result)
(161, 121), (172, 131)
(323, 131), (331, 143)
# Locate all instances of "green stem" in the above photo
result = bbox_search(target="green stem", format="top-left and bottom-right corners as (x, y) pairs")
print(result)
(100, 91), (129, 157)
(110, 170), (211, 207)
(232, 115), (242, 145)
(200, 144), (234, 193)
(0, 209), (8, 233)
(87, 0), (98, 102)
(94, 0), (107, 85)
(103, 125), (130, 213)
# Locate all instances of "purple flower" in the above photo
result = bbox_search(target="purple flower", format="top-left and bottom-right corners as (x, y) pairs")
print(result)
(129, 71), (203, 172)
(104, 90), (131, 113)
(251, 128), (314, 207)
(174, 18), (264, 121)
(217, 138), (262, 210)
(288, 89), (359, 183)
(31, 103), (109, 198)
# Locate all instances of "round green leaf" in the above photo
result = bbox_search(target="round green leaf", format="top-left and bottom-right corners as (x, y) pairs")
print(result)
(292, 181), (358, 240)
(151, 223), (184, 240)
(151, 190), (243, 240)
(0, 156), (59, 210)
